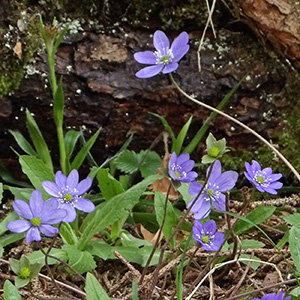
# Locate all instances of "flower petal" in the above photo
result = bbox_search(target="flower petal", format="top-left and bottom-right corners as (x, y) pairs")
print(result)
(7, 220), (31, 233)
(134, 51), (157, 65)
(77, 177), (93, 195)
(162, 62), (178, 74)
(203, 220), (216, 234)
(40, 209), (67, 224)
(188, 181), (203, 196)
(215, 170), (238, 192)
(171, 32), (189, 58)
(13, 200), (33, 220)
(182, 171), (198, 183)
(206, 160), (222, 182)
(55, 171), (67, 188)
(59, 203), (77, 223)
(44, 198), (59, 211)
(193, 200), (211, 220)
(135, 64), (163, 78)
(25, 227), (41, 243)
(169, 152), (177, 168)
(268, 181), (283, 190)
(29, 190), (44, 217)
(212, 193), (226, 212)
(180, 160), (195, 172)
(67, 169), (79, 189)
(153, 30), (170, 52)
(268, 173), (282, 182)
(42, 181), (61, 197)
(251, 160), (261, 172)
(176, 153), (190, 165)
(73, 197), (95, 213)
(39, 224), (59, 237)
(173, 45), (190, 62)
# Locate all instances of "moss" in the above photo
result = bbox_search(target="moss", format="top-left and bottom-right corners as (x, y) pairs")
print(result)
(128, 0), (213, 30)
(0, 10), (42, 99)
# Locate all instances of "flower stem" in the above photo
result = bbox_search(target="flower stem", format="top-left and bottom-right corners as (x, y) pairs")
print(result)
(169, 73), (300, 183)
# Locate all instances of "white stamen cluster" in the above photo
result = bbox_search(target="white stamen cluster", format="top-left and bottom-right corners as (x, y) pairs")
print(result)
(154, 47), (174, 65)
(203, 183), (220, 202)
(254, 170), (271, 187)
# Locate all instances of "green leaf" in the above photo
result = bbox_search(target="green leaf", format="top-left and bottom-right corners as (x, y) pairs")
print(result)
(229, 239), (265, 250)
(19, 155), (54, 198)
(172, 116), (192, 154)
(26, 109), (53, 169)
(0, 245), (3, 258)
(132, 280), (139, 300)
(63, 245), (96, 274)
(149, 112), (175, 141)
(97, 169), (124, 201)
(0, 233), (24, 247)
(290, 286), (300, 297)
(77, 174), (162, 250)
(15, 277), (30, 289)
(53, 77), (64, 127)
(0, 161), (31, 188)
(114, 150), (140, 174)
(240, 254), (261, 270)
(3, 280), (21, 300)
(277, 231), (289, 249)
(0, 212), (18, 236)
(154, 191), (177, 244)
(234, 206), (276, 235)
(60, 222), (78, 245)
(139, 151), (162, 178)
(85, 272), (110, 300)
(178, 183), (194, 207)
(64, 130), (81, 159)
(53, 25), (69, 53)
(28, 248), (68, 265)
(71, 128), (101, 170)
(7, 187), (34, 202)
(9, 258), (21, 275)
(9, 130), (37, 156)
(282, 213), (300, 226)
(290, 225), (300, 273)
(87, 240), (161, 267)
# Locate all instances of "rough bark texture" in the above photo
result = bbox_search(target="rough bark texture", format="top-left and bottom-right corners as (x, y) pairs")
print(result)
(0, 0), (300, 184)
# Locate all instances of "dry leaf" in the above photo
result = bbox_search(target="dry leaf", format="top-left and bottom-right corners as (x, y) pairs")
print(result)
(13, 41), (22, 59)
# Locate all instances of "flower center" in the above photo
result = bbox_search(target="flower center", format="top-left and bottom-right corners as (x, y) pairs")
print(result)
(31, 217), (41, 227)
(155, 48), (174, 65)
(201, 235), (210, 244)
(19, 267), (31, 279)
(208, 147), (219, 157)
(175, 170), (181, 178)
(256, 176), (265, 184)
(207, 188), (214, 196)
(64, 193), (73, 202)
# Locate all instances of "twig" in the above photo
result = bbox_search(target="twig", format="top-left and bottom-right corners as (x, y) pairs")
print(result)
(185, 258), (285, 300)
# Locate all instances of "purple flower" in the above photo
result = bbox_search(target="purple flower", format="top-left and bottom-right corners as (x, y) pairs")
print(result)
(134, 30), (189, 78)
(252, 292), (290, 300)
(42, 169), (95, 223)
(244, 160), (283, 195)
(188, 160), (238, 219)
(193, 220), (224, 251)
(168, 152), (198, 183)
(7, 190), (67, 243)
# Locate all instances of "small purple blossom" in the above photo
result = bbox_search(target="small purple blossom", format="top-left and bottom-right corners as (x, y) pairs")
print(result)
(252, 292), (291, 300)
(188, 160), (238, 219)
(244, 160), (283, 195)
(168, 152), (198, 183)
(7, 190), (67, 243)
(193, 220), (224, 251)
(134, 30), (189, 78)
(42, 169), (95, 223)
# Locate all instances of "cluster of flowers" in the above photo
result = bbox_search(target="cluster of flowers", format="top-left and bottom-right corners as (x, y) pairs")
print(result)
(7, 170), (95, 243)
(168, 152), (283, 252)
(136, 29), (287, 300)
